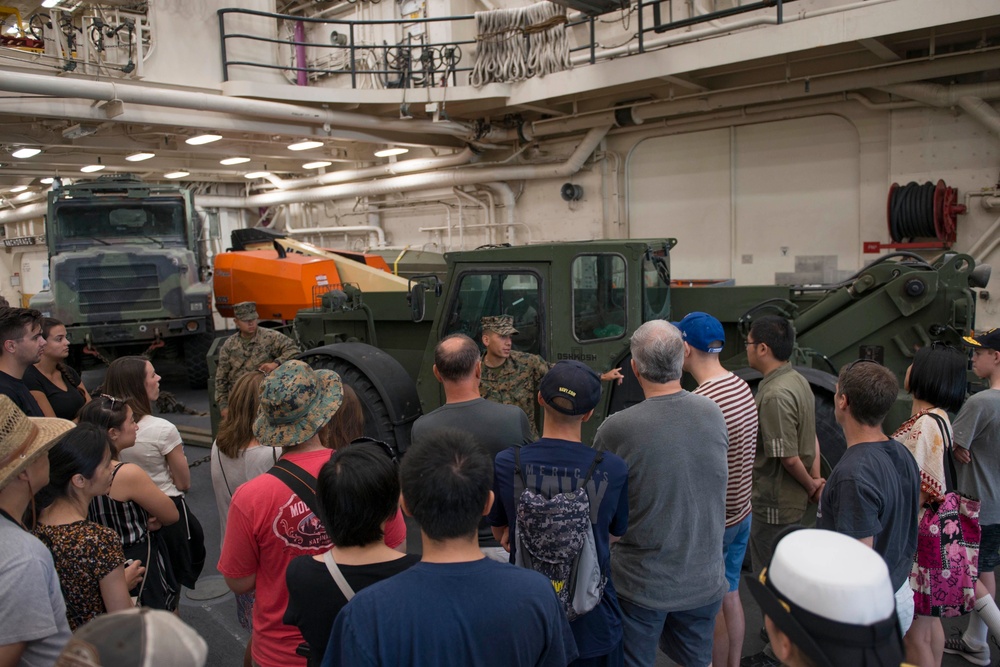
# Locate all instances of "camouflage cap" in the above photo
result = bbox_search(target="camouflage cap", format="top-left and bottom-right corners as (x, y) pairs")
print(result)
(481, 315), (518, 336)
(233, 301), (259, 322)
(253, 360), (343, 448)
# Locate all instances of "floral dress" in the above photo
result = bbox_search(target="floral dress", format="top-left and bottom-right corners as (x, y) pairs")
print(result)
(33, 520), (125, 630)
(893, 409), (979, 617)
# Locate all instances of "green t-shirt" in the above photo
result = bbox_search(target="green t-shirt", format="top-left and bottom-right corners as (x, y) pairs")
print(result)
(752, 364), (817, 524)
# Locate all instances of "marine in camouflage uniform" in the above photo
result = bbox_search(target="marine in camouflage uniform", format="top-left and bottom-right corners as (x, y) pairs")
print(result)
(479, 315), (552, 438)
(215, 301), (300, 414)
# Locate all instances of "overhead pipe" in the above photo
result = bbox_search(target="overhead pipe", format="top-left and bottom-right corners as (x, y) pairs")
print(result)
(282, 217), (388, 247)
(876, 82), (1000, 139)
(0, 202), (45, 225)
(267, 146), (478, 190)
(0, 70), (478, 143)
(195, 125), (611, 209)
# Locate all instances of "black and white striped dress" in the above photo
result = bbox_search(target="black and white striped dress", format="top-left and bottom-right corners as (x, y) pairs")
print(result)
(88, 462), (179, 611)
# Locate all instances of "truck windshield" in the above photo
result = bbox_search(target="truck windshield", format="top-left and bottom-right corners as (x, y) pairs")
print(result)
(51, 196), (187, 249)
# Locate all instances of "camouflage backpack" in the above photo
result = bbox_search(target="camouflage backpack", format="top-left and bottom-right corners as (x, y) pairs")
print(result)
(513, 447), (606, 621)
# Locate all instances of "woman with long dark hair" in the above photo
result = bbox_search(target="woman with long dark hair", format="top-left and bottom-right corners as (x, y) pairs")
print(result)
(24, 318), (91, 420)
(32, 424), (144, 629)
(80, 395), (181, 611)
(103, 356), (205, 591)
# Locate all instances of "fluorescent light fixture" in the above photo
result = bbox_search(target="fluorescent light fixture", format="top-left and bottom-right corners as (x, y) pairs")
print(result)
(10, 185), (27, 193)
(302, 161), (332, 170)
(185, 134), (222, 146)
(41, 0), (62, 7)
(11, 148), (41, 159)
(15, 192), (34, 201)
(220, 157), (251, 165)
(288, 140), (323, 151)
(374, 146), (408, 158)
(125, 152), (155, 162)
(80, 164), (105, 173)
(164, 171), (189, 179)
(40, 178), (54, 184)
(244, 171), (271, 179)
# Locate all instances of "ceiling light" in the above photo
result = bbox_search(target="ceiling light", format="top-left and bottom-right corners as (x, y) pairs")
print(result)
(220, 157), (251, 165)
(244, 171), (271, 179)
(10, 185), (27, 193)
(302, 161), (332, 170)
(41, 0), (62, 7)
(15, 192), (34, 201)
(164, 171), (189, 179)
(288, 140), (323, 151)
(125, 152), (155, 162)
(40, 178), (54, 184)
(11, 148), (41, 159)
(185, 134), (222, 146)
(81, 163), (105, 173)
(374, 146), (408, 158)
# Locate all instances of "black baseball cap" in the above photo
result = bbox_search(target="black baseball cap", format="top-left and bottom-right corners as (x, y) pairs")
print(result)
(539, 360), (602, 415)
(963, 328), (1000, 352)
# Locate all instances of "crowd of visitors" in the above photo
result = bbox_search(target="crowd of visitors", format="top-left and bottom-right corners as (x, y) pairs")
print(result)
(2, 299), (1000, 667)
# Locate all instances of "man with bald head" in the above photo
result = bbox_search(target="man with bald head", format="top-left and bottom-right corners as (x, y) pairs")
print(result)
(411, 333), (532, 561)
(594, 320), (730, 667)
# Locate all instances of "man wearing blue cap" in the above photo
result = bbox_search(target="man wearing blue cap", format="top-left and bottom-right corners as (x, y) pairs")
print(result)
(489, 360), (630, 666)
(677, 312), (758, 667)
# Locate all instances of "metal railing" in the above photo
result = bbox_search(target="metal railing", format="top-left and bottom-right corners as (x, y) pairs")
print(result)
(218, 1), (789, 88)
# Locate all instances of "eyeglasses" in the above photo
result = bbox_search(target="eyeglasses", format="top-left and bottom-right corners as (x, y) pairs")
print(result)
(99, 394), (125, 410)
(348, 436), (400, 465)
(745, 339), (759, 347)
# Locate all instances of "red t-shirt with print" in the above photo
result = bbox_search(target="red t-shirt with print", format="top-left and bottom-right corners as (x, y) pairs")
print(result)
(218, 448), (407, 667)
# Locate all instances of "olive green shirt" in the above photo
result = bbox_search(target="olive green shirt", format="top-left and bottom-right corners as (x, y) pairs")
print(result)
(215, 327), (300, 410)
(751, 364), (816, 524)
(479, 350), (551, 438)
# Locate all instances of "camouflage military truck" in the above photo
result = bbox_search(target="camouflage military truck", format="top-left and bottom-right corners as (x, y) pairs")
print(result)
(225, 238), (987, 469)
(30, 174), (214, 388)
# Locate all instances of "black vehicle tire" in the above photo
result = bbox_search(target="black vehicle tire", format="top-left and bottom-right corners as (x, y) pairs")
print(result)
(183, 333), (214, 389)
(300, 353), (397, 448)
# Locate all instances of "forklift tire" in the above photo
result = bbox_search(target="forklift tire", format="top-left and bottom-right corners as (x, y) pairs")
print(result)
(299, 353), (398, 449)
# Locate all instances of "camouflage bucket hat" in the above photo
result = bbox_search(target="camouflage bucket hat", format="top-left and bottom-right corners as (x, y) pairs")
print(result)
(253, 360), (344, 448)
(233, 301), (259, 322)
(482, 315), (518, 336)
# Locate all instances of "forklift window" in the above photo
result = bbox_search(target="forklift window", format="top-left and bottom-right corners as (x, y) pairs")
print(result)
(442, 271), (543, 355)
(572, 254), (626, 342)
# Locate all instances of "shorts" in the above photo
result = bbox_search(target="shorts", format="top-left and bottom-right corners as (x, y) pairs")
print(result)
(618, 596), (722, 667)
(895, 580), (914, 636)
(722, 514), (752, 592)
(980, 523), (1000, 572)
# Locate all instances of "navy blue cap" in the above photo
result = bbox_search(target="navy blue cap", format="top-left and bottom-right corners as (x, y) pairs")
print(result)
(539, 360), (602, 416)
(674, 312), (725, 354)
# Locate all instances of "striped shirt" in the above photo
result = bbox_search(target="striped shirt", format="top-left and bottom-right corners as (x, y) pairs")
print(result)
(694, 372), (758, 527)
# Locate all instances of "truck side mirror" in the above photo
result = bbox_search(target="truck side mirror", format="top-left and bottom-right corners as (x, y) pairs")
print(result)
(409, 283), (426, 323)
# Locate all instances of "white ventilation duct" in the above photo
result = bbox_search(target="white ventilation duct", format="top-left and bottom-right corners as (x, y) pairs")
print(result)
(0, 202), (45, 225)
(195, 126), (611, 209)
(0, 70), (479, 143)
(266, 147), (478, 191)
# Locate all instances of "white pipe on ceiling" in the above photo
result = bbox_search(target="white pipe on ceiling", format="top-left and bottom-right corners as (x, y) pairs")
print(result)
(194, 126), (611, 209)
(876, 82), (1000, 138)
(268, 147), (478, 191)
(0, 202), (45, 225)
(0, 70), (477, 143)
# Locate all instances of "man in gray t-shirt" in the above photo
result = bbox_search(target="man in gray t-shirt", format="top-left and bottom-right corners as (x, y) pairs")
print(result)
(411, 333), (531, 560)
(947, 328), (1000, 663)
(594, 321), (728, 667)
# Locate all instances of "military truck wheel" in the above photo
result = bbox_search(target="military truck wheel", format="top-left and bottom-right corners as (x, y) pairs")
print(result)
(300, 354), (398, 448)
(183, 333), (214, 389)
